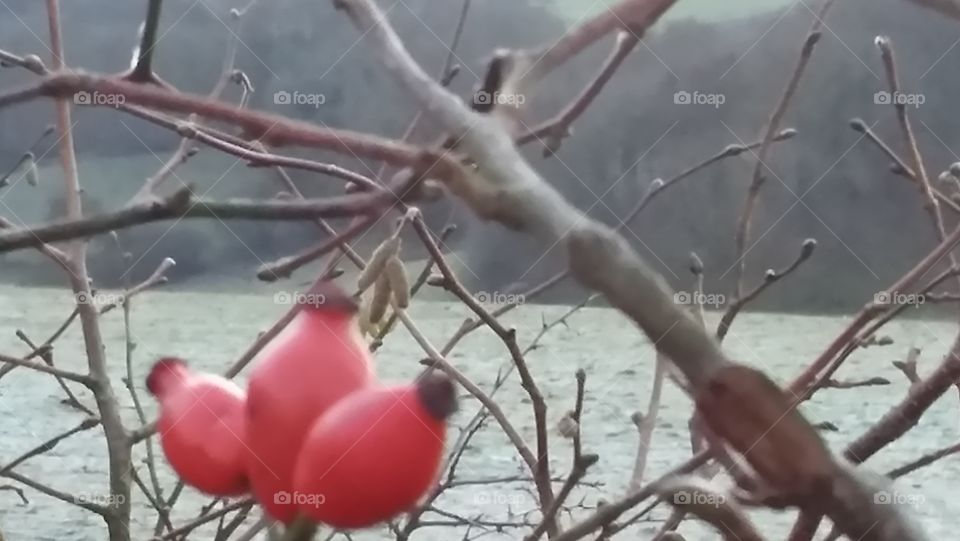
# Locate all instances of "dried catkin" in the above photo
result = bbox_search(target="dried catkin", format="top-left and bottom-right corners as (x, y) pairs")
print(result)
(358, 294), (377, 337)
(357, 236), (401, 292)
(369, 273), (392, 324)
(385, 256), (409, 308)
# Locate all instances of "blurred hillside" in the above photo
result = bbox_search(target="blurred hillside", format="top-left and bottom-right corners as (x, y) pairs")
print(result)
(1, 0), (958, 311)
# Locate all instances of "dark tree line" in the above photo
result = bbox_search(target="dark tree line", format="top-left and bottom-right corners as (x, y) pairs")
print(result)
(0, 0), (957, 311)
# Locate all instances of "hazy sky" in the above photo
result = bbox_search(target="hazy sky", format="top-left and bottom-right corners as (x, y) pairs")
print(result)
(549, 0), (793, 22)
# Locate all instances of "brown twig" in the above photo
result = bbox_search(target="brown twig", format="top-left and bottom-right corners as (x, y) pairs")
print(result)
(0, 185), (406, 254)
(0, 470), (107, 515)
(628, 353), (666, 492)
(791, 220), (960, 396)
(527, 370), (596, 541)
(732, 0), (834, 296)
(0, 215), (71, 272)
(190, 130), (382, 193)
(256, 217), (375, 281)
(338, 2), (925, 537)
(0, 352), (92, 385)
(844, 336), (960, 463)
(44, 2), (132, 538)
(849, 118), (960, 213)
(0, 307), (78, 382)
(99, 256), (175, 315)
(13, 331), (93, 414)
(875, 36), (947, 239)
(887, 441), (960, 478)
(0, 417), (100, 476)
(0, 484), (29, 504)
(124, 0), (164, 84)
(0, 72), (455, 175)
(516, 31), (637, 154)
(0, 49), (48, 74)
(128, 467), (174, 533)
(435, 129), (792, 361)
(413, 215), (556, 531)
(820, 377), (891, 389)
(153, 499), (255, 540)
(552, 452), (710, 541)
(716, 239), (816, 341)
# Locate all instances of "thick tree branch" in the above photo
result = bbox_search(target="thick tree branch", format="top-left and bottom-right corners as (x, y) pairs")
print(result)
(334, 1), (928, 539)
(0, 184), (409, 254)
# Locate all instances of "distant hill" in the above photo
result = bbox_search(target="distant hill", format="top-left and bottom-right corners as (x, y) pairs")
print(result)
(2, 0), (959, 312)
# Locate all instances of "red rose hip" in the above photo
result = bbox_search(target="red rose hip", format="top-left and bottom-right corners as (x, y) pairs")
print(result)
(292, 372), (457, 529)
(245, 281), (375, 523)
(147, 357), (249, 496)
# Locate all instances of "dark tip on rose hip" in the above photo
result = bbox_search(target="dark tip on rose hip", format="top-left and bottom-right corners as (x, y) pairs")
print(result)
(146, 356), (187, 396)
(301, 280), (359, 314)
(416, 372), (458, 421)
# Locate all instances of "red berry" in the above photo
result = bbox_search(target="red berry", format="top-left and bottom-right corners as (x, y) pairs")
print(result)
(147, 357), (248, 496)
(292, 372), (457, 529)
(245, 282), (375, 523)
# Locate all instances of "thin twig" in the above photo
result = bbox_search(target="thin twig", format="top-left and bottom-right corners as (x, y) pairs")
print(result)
(732, 0), (834, 296)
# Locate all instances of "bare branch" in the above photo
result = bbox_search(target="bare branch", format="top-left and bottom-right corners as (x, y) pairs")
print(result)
(717, 239), (816, 341)
(0, 352), (92, 385)
(1, 469), (107, 515)
(0, 185), (408, 254)
(887, 441), (960, 478)
(849, 119), (960, 214)
(0, 417), (100, 475)
(733, 0), (834, 296)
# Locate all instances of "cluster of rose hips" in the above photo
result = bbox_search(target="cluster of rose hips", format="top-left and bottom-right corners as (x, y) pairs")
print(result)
(147, 281), (457, 529)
